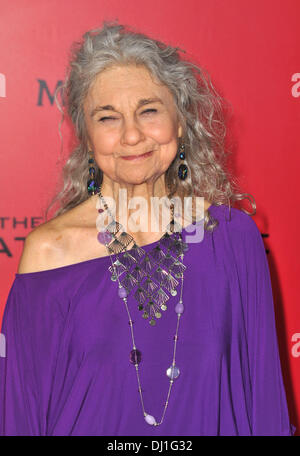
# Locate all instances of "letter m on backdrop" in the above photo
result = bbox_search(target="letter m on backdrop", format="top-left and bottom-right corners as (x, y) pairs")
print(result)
(37, 79), (63, 106)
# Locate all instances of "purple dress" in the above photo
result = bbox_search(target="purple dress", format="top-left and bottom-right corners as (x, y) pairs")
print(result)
(0, 204), (296, 435)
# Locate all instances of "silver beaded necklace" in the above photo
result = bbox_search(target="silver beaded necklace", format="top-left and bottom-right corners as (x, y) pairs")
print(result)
(96, 189), (188, 427)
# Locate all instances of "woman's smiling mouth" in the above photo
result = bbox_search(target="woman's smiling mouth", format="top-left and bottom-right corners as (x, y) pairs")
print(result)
(121, 150), (154, 161)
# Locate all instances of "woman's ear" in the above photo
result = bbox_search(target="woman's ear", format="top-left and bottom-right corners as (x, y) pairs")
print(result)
(86, 136), (93, 152)
(178, 125), (183, 138)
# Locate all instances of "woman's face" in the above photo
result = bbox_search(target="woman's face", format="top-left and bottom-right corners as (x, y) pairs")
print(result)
(83, 64), (182, 186)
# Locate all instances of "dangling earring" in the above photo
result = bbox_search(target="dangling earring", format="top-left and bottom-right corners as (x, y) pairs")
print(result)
(87, 151), (100, 195)
(178, 139), (188, 180)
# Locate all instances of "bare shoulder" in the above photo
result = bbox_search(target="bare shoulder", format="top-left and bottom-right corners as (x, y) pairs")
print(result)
(17, 216), (67, 274)
(17, 196), (100, 274)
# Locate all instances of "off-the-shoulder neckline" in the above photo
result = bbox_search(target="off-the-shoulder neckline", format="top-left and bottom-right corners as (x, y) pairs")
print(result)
(15, 203), (220, 279)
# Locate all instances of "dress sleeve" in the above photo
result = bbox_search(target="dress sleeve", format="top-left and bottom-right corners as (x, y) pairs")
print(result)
(244, 219), (296, 436)
(0, 276), (65, 435)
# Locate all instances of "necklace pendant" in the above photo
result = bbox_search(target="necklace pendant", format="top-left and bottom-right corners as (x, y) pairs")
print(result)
(145, 414), (157, 426)
(118, 286), (128, 298)
(129, 349), (142, 365)
(166, 365), (180, 379)
(101, 193), (186, 325)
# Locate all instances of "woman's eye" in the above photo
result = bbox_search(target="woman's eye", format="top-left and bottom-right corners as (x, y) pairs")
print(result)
(98, 116), (116, 122)
(98, 109), (157, 122)
(141, 108), (157, 115)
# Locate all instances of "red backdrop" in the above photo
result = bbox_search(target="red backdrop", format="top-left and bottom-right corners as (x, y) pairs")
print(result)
(0, 0), (299, 434)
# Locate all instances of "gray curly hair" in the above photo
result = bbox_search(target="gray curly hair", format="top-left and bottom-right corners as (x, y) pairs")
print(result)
(45, 20), (256, 231)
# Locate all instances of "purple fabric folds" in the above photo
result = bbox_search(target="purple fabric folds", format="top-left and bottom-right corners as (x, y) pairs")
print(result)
(0, 204), (296, 435)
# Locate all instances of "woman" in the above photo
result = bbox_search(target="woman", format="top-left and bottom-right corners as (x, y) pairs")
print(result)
(0, 22), (295, 436)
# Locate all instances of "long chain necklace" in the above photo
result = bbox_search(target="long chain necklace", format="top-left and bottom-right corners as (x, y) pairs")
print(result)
(96, 189), (188, 427)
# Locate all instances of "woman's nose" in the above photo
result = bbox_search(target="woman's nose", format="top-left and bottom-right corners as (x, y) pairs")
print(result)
(121, 118), (145, 145)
